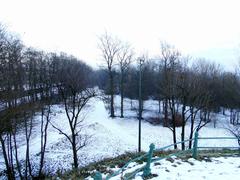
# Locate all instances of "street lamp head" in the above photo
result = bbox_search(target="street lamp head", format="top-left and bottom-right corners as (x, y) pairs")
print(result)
(138, 57), (145, 65)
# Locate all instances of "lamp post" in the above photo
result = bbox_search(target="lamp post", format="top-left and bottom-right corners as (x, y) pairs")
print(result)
(138, 57), (144, 152)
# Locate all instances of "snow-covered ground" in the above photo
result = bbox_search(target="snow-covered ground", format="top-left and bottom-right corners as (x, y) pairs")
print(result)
(0, 96), (239, 177)
(149, 156), (240, 180)
(96, 156), (240, 180)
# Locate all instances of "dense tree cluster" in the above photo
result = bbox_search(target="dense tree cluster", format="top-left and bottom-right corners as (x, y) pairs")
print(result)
(97, 35), (240, 150)
(97, 40), (240, 123)
(0, 24), (94, 179)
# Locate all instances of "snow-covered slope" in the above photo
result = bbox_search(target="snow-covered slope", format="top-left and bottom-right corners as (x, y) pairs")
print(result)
(0, 96), (238, 175)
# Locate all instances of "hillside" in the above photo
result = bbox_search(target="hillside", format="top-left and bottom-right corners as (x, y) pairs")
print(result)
(0, 96), (238, 178)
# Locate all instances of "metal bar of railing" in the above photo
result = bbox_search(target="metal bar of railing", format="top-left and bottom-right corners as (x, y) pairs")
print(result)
(154, 139), (193, 152)
(198, 137), (237, 140)
(198, 146), (239, 149)
(125, 166), (145, 180)
(105, 153), (148, 179)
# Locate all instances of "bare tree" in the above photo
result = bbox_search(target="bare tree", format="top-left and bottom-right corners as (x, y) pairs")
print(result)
(0, 111), (15, 180)
(187, 60), (218, 148)
(23, 109), (33, 178)
(50, 57), (95, 169)
(98, 32), (121, 118)
(51, 88), (95, 169)
(0, 102), (39, 180)
(159, 42), (181, 149)
(0, 24), (99, 178)
(38, 104), (51, 177)
(176, 57), (191, 150)
(0, 26), (26, 179)
(117, 43), (133, 118)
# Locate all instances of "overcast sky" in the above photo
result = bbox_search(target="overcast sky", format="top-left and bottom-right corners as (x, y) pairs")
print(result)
(0, 0), (240, 70)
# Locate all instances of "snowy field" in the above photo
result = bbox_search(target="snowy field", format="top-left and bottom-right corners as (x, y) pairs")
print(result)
(95, 156), (240, 180)
(0, 96), (239, 177)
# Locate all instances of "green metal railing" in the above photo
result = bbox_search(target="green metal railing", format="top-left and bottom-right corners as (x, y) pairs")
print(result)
(93, 132), (239, 180)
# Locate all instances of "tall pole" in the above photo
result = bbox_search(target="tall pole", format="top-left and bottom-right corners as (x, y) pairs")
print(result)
(138, 58), (144, 152)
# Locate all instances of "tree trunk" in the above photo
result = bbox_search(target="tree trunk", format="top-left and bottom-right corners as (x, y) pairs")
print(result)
(172, 120), (177, 149)
(237, 112), (240, 124)
(110, 73), (115, 118)
(158, 99), (161, 114)
(181, 104), (186, 150)
(9, 134), (15, 178)
(39, 107), (49, 177)
(24, 112), (33, 178)
(170, 98), (177, 149)
(0, 135), (14, 180)
(189, 107), (194, 149)
(164, 98), (168, 126)
(120, 72), (124, 118)
(72, 134), (78, 169)
(230, 109), (233, 124)
(181, 124), (185, 150)
(13, 132), (23, 180)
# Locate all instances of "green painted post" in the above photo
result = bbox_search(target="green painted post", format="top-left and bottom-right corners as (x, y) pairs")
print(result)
(143, 143), (155, 177)
(93, 171), (102, 180)
(192, 131), (199, 159)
